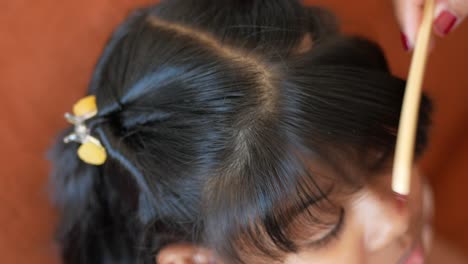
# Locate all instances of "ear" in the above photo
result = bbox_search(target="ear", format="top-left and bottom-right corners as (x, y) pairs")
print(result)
(156, 243), (216, 264)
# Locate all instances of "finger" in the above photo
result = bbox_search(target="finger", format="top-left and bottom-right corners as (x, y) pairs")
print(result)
(433, 0), (468, 36)
(394, 0), (426, 50)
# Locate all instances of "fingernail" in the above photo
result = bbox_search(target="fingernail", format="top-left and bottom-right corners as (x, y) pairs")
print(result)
(400, 32), (411, 51)
(434, 10), (458, 36)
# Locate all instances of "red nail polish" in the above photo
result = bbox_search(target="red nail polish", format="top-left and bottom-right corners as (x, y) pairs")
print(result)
(434, 10), (458, 36)
(400, 32), (410, 51)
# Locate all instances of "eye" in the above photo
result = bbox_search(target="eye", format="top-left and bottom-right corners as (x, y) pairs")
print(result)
(306, 208), (345, 249)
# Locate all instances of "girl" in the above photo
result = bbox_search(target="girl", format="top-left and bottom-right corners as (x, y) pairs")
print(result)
(50, 0), (452, 263)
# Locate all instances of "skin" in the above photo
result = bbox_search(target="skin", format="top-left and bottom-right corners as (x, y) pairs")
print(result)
(392, 0), (468, 49)
(282, 167), (430, 264)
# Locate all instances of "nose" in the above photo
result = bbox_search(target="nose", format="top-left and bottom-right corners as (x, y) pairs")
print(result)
(355, 189), (411, 252)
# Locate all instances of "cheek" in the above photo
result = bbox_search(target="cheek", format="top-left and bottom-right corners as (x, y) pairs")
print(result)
(284, 213), (366, 264)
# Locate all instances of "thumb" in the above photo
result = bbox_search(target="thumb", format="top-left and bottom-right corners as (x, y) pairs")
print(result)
(434, 0), (468, 36)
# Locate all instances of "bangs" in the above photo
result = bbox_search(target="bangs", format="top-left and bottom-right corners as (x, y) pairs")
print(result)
(202, 127), (354, 264)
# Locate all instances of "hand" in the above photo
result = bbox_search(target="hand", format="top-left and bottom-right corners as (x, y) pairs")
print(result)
(393, 0), (468, 50)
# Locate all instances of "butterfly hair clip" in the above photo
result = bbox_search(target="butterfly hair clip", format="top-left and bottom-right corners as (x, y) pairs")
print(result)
(63, 95), (107, 165)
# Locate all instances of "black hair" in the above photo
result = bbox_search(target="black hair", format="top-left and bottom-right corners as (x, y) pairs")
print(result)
(49, 0), (431, 263)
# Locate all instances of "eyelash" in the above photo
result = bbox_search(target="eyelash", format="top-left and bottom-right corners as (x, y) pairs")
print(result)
(308, 208), (345, 249)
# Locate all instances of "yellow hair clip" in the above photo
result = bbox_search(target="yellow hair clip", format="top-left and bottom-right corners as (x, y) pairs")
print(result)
(64, 95), (107, 165)
(73, 95), (98, 117)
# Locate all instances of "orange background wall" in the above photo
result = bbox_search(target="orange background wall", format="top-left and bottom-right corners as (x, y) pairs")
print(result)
(1, 1), (467, 263)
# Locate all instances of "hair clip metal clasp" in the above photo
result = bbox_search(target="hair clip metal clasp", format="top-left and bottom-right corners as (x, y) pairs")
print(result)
(63, 95), (107, 165)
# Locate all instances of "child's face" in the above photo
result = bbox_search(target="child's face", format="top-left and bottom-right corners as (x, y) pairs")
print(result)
(157, 166), (433, 264)
(283, 166), (432, 264)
